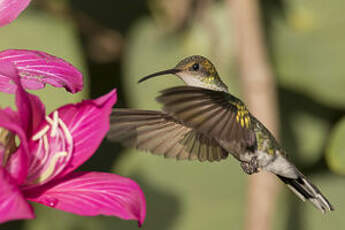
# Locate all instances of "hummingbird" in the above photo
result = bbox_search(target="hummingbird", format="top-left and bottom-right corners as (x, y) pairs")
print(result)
(107, 55), (334, 213)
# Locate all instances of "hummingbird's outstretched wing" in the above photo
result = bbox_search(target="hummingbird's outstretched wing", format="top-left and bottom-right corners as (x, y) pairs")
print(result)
(108, 109), (229, 162)
(157, 86), (257, 155)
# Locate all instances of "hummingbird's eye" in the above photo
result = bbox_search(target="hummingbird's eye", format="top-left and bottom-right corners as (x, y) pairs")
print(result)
(192, 63), (199, 71)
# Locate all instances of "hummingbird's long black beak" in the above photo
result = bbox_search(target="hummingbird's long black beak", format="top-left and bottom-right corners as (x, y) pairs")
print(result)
(138, 68), (181, 83)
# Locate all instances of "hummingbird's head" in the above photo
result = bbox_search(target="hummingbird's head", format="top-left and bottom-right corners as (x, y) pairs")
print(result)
(138, 55), (228, 92)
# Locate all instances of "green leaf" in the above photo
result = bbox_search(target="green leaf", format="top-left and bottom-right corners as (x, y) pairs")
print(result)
(326, 117), (345, 174)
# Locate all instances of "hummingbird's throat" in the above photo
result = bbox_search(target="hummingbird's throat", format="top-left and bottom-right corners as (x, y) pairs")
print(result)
(178, 73), (228, 92)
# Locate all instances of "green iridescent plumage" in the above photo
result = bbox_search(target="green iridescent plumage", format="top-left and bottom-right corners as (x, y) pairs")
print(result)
(108, 55), (334, 213)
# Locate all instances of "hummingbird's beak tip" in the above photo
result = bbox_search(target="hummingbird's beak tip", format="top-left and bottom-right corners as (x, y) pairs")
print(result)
(137, 68), (180, 84)
(137, 75), (152, 84)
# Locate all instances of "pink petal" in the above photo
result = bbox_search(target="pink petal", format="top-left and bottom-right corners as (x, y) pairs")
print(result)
(0, 49), (83, 93)
(0, 0), (30, 26)
(0, 60), (45, 136)
(0, 60), (17, 79)
(25, 172), (146, 226)
(0, 108), (29, 184)
(24, 90), (116, 186)
(51, 89), (117, 177)
(5, 147), (29, 185)
(0, 61), (44, 183)
(0, 168), (34, 224)
(14, 77), (46, 136)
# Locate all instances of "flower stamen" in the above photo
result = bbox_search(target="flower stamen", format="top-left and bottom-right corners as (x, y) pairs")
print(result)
(43, 135), (49, 153)
(58, 118), (73, 146)
(35, 151), (68, 183)
(50, 111), (59, 137)
(45, 116), (53, 125)
(26, 111), (74, 186)
(32, 125), (49, 141)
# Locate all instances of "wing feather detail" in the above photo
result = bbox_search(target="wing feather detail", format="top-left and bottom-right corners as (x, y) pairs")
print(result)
(157, 86), (257, 154)
(108, 109), (229, 162)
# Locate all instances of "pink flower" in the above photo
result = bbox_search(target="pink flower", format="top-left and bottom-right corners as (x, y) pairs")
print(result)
(0, 61), (146, 225)
(0, 0), (31, 26)
(0, 49), (83, 94)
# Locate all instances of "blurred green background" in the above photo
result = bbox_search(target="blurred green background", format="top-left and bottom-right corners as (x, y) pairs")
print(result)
(0, 0), (344, 229)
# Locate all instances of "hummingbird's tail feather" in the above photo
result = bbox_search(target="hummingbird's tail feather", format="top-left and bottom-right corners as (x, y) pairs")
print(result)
(277, 173), (334, 213)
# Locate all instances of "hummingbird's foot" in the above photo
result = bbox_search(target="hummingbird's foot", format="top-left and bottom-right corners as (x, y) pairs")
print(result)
(240, 156), (260, 175)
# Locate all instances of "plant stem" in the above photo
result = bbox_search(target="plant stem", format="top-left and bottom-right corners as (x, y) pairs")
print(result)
(227, 0), (281, 230)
